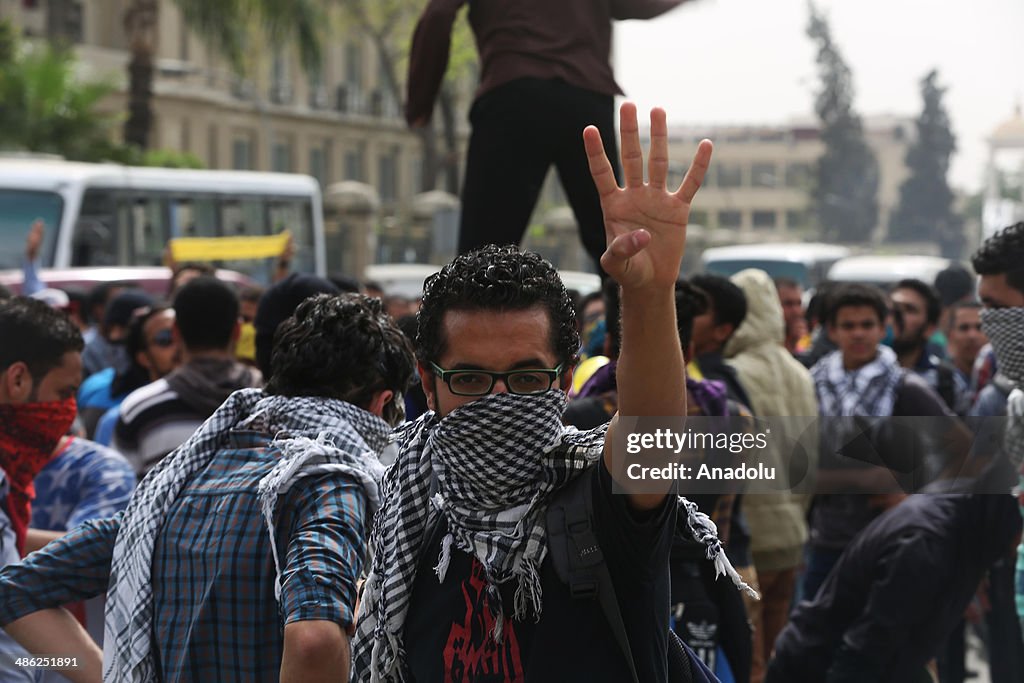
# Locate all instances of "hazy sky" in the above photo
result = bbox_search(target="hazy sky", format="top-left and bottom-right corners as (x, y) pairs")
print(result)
(614, 0), (1024, 193)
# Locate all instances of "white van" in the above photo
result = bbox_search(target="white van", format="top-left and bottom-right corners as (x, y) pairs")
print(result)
(701, 242), (850, 288)
(826, 255), (953, 288)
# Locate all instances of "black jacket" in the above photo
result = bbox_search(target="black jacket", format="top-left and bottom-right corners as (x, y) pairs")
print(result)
(768, 490), (1021, 682)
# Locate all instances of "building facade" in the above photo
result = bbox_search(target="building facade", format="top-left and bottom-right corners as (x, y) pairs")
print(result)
(664, 116), (913, 248)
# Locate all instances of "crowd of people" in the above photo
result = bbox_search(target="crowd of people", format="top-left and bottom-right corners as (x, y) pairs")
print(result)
(2, 104), (1024, 683)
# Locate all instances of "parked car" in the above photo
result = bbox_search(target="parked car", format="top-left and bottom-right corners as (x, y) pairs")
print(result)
(0, 266), (256, 299)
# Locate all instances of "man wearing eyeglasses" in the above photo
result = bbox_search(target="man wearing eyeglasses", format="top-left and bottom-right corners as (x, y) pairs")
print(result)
(350, 104), (740, 682)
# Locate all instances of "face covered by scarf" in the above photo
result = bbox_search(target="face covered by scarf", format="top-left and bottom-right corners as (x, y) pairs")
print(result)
(352, 390), (606, 682)
(981, 307), (1024, 471)
(981, 308), (1024, 385)
(351, 390), (755, 682)
(0, 398), (77, 554)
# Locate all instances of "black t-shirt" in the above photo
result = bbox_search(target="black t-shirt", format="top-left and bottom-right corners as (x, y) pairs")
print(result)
(403, 460), (676, 682)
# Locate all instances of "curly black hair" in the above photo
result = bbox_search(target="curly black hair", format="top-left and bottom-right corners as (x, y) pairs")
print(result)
(416, 245), (580, 367)
(972, 221), (1024, 296)
(824, 283), (888, 326)
(0, 297), (83, 382)
(265, 294), (416, 416)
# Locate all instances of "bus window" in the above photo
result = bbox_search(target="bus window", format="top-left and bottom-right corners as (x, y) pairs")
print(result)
(73, 188), (118, 266)
(126, 195), (169, 266)
(0, 190), (63, 269)
(171, 196), (218, 238)
(221, 198), (267, 236)
(268, 198), (315, 273)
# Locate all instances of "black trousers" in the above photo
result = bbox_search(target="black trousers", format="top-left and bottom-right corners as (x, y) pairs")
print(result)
(458, 78), (619, 271)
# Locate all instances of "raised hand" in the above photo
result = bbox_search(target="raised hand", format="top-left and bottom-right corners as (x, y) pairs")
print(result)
(25, 219), (44, 261)
(583, 102), (712, 290)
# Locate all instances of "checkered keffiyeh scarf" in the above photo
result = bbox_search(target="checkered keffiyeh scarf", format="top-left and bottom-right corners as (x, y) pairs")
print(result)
(982, 307), (1024, 471)
(103, 388), (392, 683)
(811, 345), (904, 417)
(351, 390), (606, 682)
(351, 390), (754, 682)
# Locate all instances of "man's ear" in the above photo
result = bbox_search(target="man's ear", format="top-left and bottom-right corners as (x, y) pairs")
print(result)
(366, 389), (395, 418)
(559, 364), (574, 393)
(1, 362), (34, 404)
(713, 323), (735, 346)
(135, 350), (154, 373)
(418, 362), (436, 412)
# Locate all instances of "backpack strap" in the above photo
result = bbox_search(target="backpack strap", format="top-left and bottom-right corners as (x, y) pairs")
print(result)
(935, 361), (957, 412)
(547, 467), (641, 683)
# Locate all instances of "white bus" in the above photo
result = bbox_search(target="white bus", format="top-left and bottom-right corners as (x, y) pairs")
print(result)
(0, 158), (326, 283)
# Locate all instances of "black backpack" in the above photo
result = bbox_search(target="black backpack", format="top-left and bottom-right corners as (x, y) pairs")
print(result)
(546, 467), (719, 683)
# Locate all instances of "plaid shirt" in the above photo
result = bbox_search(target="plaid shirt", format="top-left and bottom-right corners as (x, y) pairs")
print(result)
(0, 429), (368, 682)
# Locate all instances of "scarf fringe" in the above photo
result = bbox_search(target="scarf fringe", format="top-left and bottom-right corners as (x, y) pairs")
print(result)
(513, 559), (543, 623)
(434, 532), (454, 582)
(683, 497), (760, 600)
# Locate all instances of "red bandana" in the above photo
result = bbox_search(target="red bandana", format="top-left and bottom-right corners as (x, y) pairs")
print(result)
(0, 398), (77, 555)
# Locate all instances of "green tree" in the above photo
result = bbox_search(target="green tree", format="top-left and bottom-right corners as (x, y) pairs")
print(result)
(124, 0), (325, 149)
(337, 0), (475, 193)
(889, 70), (963, 256)
(806, 3), (879, 243)
(0, 22), (121, 161)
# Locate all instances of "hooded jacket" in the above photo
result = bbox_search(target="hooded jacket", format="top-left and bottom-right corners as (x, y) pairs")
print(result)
(724, 268), (819, 571)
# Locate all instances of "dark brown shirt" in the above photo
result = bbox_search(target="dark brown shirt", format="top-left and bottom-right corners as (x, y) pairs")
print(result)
(406, 0), (688, 125)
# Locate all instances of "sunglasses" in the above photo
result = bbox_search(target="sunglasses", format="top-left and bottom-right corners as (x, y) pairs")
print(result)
(150, 328), (175, 348)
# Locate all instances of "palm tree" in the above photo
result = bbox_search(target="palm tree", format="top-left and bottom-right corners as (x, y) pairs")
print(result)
(0, 21), (121, 161)
(123, 0), (325, 149)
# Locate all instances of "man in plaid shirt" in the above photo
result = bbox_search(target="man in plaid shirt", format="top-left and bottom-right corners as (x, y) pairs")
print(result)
(0, 294), (415, 682)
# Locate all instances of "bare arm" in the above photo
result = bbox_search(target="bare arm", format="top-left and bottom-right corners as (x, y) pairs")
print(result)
(280, 620), (349, 683)
(406, 0), (465, 127)
(585, 103), (712, 510)
(23, 529), (64, 555)
(5, 609), (102, 683)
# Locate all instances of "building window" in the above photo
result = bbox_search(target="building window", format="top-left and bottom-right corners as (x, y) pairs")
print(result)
(208, 124), (219, 168)
(410, 155), (423, 195)
(785, 163), (812, 189)
(344, 41), (363, 112)
(753, 210), (777, 229)
(344, 142), (365, 182)
(690, 210), (708, 226)
(308, 70), (328, 109)
(270, 51), (293, 104)
(309, 146), (328, 186)
(717, 165), (743, 188)
(786, 210), (808, 229)
(232, 135), (254, 170)
(272, 140), (293, 173)
(718, 210), (742, 229)
(378, 146), (400, 203)
(751, 163), (777, 188)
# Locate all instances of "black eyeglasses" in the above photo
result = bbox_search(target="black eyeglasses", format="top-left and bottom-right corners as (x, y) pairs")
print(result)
(429, 362), (564, 396)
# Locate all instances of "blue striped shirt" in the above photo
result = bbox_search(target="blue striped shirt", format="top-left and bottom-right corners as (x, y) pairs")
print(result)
(0, 429), (368, 682)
